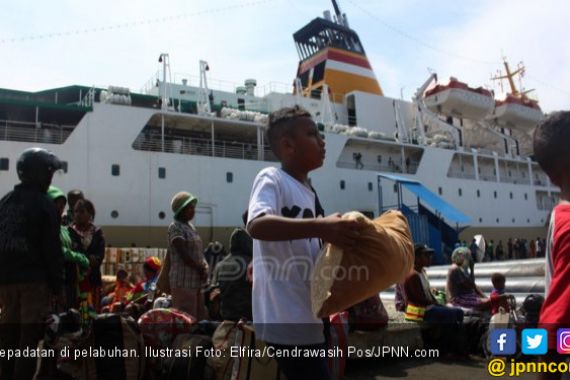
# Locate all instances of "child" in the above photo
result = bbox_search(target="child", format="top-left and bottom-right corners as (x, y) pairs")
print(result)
(126, 256), (161, 304)
(490, 272), (506, 315)
(534, 111), (570, 379)
(102, 269), (133, 307)
(247, 106), (364, 380)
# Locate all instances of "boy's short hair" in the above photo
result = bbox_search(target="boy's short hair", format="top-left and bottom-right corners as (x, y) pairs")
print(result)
(116, 269), (128, 280)
(491, 272), (506, 288)
(266, 105), (312, 157)
(533, 111), (570, 181)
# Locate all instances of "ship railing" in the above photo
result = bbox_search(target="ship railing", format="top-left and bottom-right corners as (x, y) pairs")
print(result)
(0, 119), (73, 144)
(336, 160), (420, 174)
(141, 71), (160, 94)
(447, 170), (476, 180)
(499, 176), (530, 185)
(79, 87), (96, 108)
(479, 174), (497, 182)
(133, 135), (278, 162)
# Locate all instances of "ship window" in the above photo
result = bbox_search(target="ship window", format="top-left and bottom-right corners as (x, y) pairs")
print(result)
(493, 191), (497, 198)
(227, 172), (233, 183)
(394, 184), (398, 193)
(111, 164), (120, 176)
(158, 211), (166, 220)
(158, 167), (166, 179)
(508, 170), (512, 177)
(476, 189), (480, 198)
(458, 188), (462, 197)
(237, 98), (245, 111)
(377, 155), (382, 163)
(340, 180), (345, 190)
(111, 210), (119, 219)
(60, 161), (68, 173)
(509, 192), (513, 199)
(527, 218), (530, 223)
(368, 182), (373, 191)
(479, 217), (482, 223)
(524, 193), (528, 200)
(438, 187), (442, 195)
(312, 62), (326, 84)
(0, 158), (8, 171)
(512, 218), (515, 223)
(310, 86), (322, 99)
(0, 158), (10, 170)
(496, 218), (500, 223)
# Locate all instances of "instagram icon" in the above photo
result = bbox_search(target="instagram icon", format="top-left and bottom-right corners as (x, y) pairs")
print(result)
(557, 329), (570, 354)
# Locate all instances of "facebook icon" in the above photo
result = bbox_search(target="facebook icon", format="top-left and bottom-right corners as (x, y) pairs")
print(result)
(490, 329), (517, 355)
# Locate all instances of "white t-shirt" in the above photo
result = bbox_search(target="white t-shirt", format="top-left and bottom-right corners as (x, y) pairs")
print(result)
(248, 167), (324, 345)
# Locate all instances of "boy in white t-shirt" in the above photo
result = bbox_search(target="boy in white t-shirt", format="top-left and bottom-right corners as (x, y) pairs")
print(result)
(247, 106), (364, 380)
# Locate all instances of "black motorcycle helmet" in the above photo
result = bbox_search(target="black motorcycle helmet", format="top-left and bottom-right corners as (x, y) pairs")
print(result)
(521, 294), (545, 323)
(16, 147), (62, 191)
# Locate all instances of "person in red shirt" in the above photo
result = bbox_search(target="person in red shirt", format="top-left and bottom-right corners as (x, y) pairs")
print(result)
(489, 272), (506, 315)
(534, 111), (570, 380)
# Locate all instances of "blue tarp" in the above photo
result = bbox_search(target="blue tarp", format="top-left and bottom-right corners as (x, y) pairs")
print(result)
(378, 173), (471, 225)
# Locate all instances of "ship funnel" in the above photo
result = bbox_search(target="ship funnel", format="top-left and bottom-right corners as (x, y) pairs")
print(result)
(182, 78), (188, 86)
(293, 4), (383, 98)
(323, 10), (332, 21)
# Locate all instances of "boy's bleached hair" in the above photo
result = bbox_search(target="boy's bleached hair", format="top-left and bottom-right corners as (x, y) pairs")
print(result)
(533, 111), (570, 180)
(266, 105), (312, 155)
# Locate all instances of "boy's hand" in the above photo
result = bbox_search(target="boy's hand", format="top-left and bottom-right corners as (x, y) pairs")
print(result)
(317, 213), (366, 250)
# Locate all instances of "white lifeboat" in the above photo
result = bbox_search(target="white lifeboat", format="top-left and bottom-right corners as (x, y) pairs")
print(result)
(423, 78), (495, 121)
(489, 94), (543, 131)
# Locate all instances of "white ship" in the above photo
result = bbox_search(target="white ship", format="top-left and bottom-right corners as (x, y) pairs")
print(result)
(0, 1), (557, 263)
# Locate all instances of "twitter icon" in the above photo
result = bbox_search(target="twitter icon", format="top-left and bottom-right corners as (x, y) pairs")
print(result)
(522, 329), (548, 355)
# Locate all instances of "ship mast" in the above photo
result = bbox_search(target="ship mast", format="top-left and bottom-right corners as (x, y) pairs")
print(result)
(331, 0), (347, 27)
(491, 57), (533, 98)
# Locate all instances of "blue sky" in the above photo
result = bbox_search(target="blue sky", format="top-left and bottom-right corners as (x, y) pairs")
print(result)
(2, 0), (569, 112)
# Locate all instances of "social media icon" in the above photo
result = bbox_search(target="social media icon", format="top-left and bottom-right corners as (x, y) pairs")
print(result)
(522, 329), (547, 355)
(557, 329), (570, 354)
(490, 329), (516, 355)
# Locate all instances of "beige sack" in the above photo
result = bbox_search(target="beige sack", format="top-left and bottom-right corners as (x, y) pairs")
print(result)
(311, 210), (414, 318)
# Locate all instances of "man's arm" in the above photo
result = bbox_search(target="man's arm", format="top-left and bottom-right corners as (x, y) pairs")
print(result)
(42, 203), (65, 294)
(247, 213), (365, 250)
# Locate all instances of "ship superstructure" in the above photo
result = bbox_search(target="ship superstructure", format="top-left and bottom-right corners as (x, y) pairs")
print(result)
(0, 2), (557, 262)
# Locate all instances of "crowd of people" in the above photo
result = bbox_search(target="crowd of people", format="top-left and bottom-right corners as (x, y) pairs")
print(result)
(1, 108), (569, 380)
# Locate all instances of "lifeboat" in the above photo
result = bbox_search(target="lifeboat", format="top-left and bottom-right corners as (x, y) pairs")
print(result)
(423, 78), (495, 120)
(488, 94), (543, 131)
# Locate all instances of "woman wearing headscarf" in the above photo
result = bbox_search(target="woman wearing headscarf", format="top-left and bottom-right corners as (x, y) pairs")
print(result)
(168, 191), (209, 319)
(68, 198), (105, 315)
(446, 247), (508, 312)
(47, 186), (90, 310)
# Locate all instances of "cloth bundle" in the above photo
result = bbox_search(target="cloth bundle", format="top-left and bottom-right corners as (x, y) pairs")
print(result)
(311, 210), (414, 318)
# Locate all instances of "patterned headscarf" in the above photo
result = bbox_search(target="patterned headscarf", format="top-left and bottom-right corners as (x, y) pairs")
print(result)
(451, 247), (470, 265)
